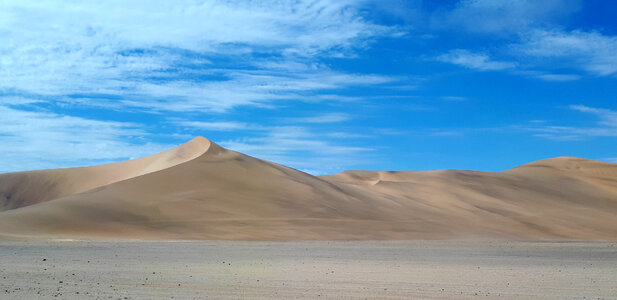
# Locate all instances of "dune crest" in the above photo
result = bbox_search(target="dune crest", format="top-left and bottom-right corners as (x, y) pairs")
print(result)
(0, 138), (616, 241)
(506, 156), (617, 178)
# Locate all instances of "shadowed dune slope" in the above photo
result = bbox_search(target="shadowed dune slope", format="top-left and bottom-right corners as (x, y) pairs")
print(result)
(0, 138), (616, 240)
(0, 137), (210, 211)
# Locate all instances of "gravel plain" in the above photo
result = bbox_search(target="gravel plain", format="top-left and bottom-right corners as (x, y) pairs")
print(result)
(0, 241), (616, 299)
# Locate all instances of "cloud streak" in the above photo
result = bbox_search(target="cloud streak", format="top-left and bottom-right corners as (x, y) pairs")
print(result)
(0, 0), (400, 112)
(177, 121), (256, 131)
(436, 49), (515, 71)
(516, 30), (617, 76)
(218, 126), (375, 174)
(436, 0), (581, 34)
(0, 105), (172, 172)
(524, 105), (617, 140)
(286, 113), (352, 124)
(436, 28), (617, 80)
(569, 105), (617, 127)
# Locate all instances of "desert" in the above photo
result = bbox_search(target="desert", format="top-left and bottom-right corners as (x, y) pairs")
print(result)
(2, 241), (616, 299)
(1, 137), (616, 241)
(1, 137), (616, 299)
(3, 1), (617, 299)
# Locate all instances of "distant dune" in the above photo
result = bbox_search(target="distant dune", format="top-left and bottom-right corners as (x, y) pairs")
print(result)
(0, 137), (616, 240)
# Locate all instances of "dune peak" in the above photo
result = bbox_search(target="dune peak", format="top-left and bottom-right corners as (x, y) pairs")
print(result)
(0, 137), (213, 211)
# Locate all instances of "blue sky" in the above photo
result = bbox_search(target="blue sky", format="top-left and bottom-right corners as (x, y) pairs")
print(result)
(1, 0), (616, 174)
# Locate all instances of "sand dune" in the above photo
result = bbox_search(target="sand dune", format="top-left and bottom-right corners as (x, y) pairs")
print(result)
(0, 137), (209, 211)
(0, 137), (615, 240)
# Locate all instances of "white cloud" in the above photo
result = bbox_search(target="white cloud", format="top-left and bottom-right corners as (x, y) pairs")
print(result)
(177, 121), (255, 131)
(325, 132), (374, 139)
(436, 29), (617, 79)
(99, 70), (395, 112)
(0, 105), (172, 173)
(0, 0), (399, 112)
(219, 126), (374, 174)
(437, 49), (515, 71)
(429, 2), (617, 79)
(524, 105), (617, 140)
(287, 113), (352, 124)
(569, 105), (617, 127)
(528, 127), (617, 141)
(441, 96), (467, 101)
(437, 0), (581, 34)
(1, 0), (390, 56)
(534, 73), (582, 82)
(517, 30), (617, 76)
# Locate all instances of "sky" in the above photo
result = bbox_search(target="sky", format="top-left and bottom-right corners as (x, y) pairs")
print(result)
(1, 0), (616, 175)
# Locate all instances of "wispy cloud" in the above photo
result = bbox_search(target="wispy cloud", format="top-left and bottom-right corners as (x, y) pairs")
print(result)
(436, 49), (515, 71)
(526, 126), (617, 141)
(0, 0), (400, 112)
(569, 105), (617, 127)
(0, 0), (406, 174)
(286, 113), (352, 124)
(436, 28), (617, 80)
(534, 73), (582, 82)
(219, 126), (374, 174)
(325, 132), (374, 139)
(428, 1), (617, 80)
(177, 121), (256, 131)
(523, 105), (617, 140)
(516, 30), (617, 76)
(441, 96), (468, 101)
(434, 0), (581, 34)
(0, 105), (172, 172)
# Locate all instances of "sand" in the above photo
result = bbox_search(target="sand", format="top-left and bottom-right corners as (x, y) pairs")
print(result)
(0, 241), (615, 299)
(0, 137), (208, 211)
(0, 137), (616, 240)
(1, 138), (616, 298)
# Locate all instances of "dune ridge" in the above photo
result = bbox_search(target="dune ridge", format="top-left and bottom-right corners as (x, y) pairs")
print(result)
(0, 137), (615, 241)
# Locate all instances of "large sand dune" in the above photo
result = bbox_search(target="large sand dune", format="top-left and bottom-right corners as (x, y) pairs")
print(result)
(0, 137), (209, 211)
(0, 137), (615, 240)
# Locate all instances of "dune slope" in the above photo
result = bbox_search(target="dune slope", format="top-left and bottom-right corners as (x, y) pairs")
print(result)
(0, 138), (615, 240)
(0, 137), (209, 211)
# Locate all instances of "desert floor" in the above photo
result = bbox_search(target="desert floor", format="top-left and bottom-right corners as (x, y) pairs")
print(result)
(0, 241), (615, 299)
